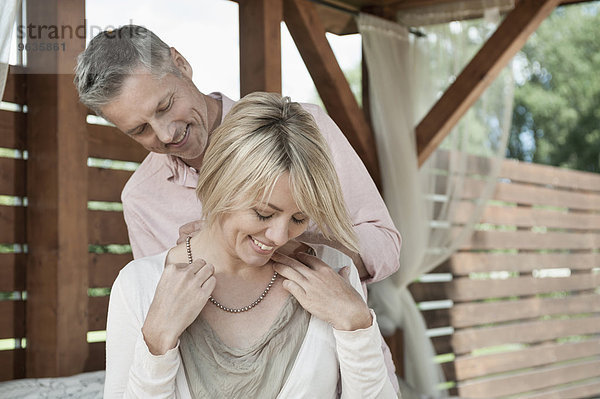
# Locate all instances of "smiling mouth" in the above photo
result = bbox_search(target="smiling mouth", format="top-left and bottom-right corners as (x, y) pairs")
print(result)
(251, 236), (274, 251)
(169, 124), (190, 147)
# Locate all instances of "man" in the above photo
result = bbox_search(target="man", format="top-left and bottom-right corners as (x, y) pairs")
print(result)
(75, 25), (401, 388)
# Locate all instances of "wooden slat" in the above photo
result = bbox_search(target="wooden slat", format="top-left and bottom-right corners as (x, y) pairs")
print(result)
(239, 0), (282, 95)
(434, 151), (600, 192)
(88, 166), (133, 202)
(453, 202), (600, 230)
(0, 110), (26, 149)
(458, 359), (600, 398)
(84, 341), (105, 372)
(88, 296), (109, 332)
(0, 348), (26, 381)
(423, 292), (600, 329)
(88, 210), (129, 245)
(415, 0), (560, 165)
(461, 230), (600, 250)
(492, 181), (600, 211)
(0, 300), (25, 339)
(0, 158), (26, 196)
(88, 123), (147, 163)
(519, 379), (600, 399)
(448, 252), (600, 275)
(500, 157), (600, 192)
(0, 205), (25, 243)
(89, 253), (132, 288)
(453, 339), (600, 380)
(413, 273), (600, 303)
(452, 316), (600, 354)
(283, 0), (381, 188)
(452, 178), (600, 211)
(0, 253), (26, 291)
(2, 66), (26, 105)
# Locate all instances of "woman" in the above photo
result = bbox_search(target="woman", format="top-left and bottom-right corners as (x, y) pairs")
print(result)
(104, 92), (397, 398)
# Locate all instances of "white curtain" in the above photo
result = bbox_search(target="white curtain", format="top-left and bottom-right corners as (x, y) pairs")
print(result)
(358, 10), (514, 397)
(0, 0), (20, 101)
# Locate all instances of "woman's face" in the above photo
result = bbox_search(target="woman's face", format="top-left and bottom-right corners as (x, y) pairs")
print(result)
(215, 173), (309, 268)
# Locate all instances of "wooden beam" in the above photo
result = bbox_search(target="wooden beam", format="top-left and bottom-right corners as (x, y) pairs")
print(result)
(25, 0), (89, 377)
(415, 0), (560, 166)
(238, 0), (283, 95)
(283, 0), (381, 188)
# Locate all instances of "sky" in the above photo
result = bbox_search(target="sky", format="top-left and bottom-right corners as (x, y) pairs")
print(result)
(81, 0), (362, 104)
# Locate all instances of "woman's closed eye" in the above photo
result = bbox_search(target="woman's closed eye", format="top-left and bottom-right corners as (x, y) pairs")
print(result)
(254, 210), (307, 225)
(254, 210), (273, 221)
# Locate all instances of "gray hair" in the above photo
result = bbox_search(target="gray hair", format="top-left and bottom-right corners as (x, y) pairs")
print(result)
(74, 25), (180, 114)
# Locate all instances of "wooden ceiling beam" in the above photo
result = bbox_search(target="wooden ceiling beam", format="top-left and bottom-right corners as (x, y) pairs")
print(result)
(283, 0), (381, 187)
(238, 0), (283, 96)
(415, 0), (560, 166)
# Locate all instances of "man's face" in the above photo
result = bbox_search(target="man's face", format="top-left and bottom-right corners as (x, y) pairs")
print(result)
(100, 67), (211, 164)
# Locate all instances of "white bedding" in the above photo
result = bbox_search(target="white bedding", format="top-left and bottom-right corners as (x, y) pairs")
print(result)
(0, 370), (104, 398)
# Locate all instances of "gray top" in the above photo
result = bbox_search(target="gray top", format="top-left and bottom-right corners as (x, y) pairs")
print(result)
(179, 295), (310, 399)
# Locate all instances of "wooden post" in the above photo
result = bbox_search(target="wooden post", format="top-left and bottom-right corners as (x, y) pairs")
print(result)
(238, 0), (283, 96)
(25, 0), (89, 377)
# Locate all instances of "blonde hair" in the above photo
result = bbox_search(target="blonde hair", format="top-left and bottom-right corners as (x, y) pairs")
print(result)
(196, 92), (359, 253)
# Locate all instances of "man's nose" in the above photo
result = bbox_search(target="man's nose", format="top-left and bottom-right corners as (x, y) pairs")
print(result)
(153, 120), (178, 144)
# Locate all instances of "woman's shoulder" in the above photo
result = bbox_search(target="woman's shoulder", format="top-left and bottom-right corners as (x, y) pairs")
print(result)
(113, 250), (169, 290)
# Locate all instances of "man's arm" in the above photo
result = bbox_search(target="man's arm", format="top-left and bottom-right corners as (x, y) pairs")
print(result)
(304, 103), (402, 284)
(122, 198), (159, 259)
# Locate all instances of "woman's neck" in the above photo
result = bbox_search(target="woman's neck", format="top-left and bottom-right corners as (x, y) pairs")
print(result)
(190, 227), (271, 277)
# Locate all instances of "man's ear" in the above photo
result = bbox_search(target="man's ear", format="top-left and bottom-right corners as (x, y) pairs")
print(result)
(170, 47), (193, 79)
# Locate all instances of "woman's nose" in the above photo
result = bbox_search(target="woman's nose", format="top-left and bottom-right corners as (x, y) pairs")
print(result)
(265, 221), (289, 246)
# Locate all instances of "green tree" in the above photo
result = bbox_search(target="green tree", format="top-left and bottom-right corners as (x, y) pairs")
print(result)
(508, 2), (600, 172)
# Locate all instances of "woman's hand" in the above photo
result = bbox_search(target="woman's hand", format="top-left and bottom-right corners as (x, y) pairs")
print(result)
(271, 252), (372, 331)
(141, 259), (216, 355)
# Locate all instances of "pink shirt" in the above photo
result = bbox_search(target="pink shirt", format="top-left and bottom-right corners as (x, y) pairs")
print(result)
(122, 93), (401, 284)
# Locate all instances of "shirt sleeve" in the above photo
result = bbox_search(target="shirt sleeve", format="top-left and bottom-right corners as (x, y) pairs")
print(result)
(308, 105), (402, 284)
(334, 311), (398, 399)
(122, 194), (158, 260)
(104, 271), (181, 399)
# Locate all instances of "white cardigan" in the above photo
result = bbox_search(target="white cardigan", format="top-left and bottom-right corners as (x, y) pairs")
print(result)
(104, 245), (398, 398)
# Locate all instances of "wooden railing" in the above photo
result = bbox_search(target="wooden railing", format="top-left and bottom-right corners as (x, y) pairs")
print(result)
(411, 156), (600, 398)
(0, 65), (147, 378)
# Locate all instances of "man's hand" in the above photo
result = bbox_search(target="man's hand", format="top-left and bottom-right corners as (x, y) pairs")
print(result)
(271, 252), (372, 331)
(298, 231), (369, 280)
(141, 259), (215, 355)
(176, 220), (205, 244)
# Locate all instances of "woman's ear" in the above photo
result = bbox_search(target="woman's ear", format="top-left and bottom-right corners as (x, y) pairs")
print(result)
(170, 47), (193, 79)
